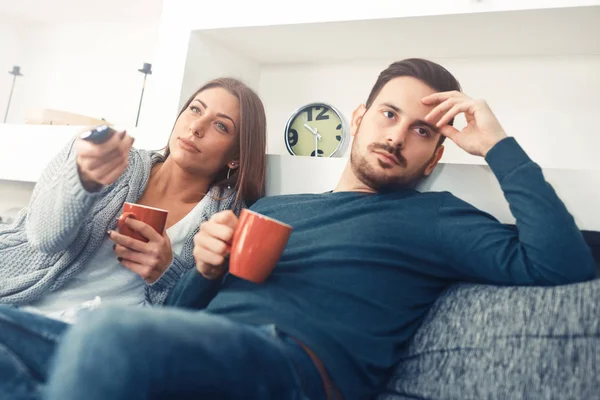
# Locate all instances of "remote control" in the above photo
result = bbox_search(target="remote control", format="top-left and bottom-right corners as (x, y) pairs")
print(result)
(79, 125), (117, 144)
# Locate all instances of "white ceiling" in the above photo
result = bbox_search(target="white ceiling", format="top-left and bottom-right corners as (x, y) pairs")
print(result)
(0, 0), (163, 24)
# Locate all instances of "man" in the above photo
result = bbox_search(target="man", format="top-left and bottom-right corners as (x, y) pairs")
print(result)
(43, 59), (595, 400)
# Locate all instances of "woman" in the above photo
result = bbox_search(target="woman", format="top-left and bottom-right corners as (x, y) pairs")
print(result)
(0, 78), (267, 398)
(0, 77), (267, 319)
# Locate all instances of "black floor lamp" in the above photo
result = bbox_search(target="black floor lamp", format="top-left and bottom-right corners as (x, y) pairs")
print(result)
(135, 63), (152, 127)
(4, 66), (23, 123)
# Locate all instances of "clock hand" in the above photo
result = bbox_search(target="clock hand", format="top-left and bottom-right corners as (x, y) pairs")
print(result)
(303, 123), (317, 135)
(303, 123), (322, 140)
(314, 129), (322, 141)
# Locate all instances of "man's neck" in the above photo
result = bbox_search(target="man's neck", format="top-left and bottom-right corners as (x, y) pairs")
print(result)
(333, 161), (377, 194)
(148, 159), (211, 204)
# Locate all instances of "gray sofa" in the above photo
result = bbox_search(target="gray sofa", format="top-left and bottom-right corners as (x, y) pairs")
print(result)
(379, 277), (600, 400)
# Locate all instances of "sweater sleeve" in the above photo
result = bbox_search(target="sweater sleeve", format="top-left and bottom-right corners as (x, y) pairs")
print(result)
(144, 254), (197, 305)
(145, 191), (244, 306)
(25, 137), (103, 253)
(437, 137), (596, 286)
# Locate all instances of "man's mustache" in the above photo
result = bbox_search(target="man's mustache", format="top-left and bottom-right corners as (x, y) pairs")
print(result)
(369, 143), (407, 167)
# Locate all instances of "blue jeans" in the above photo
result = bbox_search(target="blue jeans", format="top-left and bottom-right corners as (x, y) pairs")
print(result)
(0, 305), (69, 399)
(44, 306), (327, 400)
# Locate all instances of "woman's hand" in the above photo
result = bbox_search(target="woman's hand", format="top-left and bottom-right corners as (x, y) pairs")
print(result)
(108, 218), (173, 283)
(75, 127), (135, 191)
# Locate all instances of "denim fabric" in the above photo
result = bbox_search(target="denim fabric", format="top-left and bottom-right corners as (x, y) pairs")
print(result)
(0, 306), (69, 399)
(44, 306), (327, 400)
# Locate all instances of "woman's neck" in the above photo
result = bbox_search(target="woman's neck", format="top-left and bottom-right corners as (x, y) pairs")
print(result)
(147, 159), (211, 205)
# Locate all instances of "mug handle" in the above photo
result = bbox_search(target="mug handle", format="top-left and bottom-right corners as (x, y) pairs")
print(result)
(117, 211), (137, 233)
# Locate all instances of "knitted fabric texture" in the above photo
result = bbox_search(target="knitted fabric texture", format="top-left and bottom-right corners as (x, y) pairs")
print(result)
(0, 139), (241, 305)
(378, 279), (600, 399)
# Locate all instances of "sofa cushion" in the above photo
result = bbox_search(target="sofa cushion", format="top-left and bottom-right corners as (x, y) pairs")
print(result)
(379, 279), (600, 400)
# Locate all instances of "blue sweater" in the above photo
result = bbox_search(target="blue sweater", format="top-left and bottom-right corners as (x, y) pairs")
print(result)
(167, 138), (596, 399)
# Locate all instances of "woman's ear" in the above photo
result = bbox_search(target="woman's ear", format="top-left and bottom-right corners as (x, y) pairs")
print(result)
(227, 160), (240, 170)
(351, 104), (367, 137)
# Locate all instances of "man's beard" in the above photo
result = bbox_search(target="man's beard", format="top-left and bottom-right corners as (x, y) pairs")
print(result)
(350, 127), (432, 192)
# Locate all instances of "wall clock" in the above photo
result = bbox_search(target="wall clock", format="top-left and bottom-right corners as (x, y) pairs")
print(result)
(284, 102), (349, 157)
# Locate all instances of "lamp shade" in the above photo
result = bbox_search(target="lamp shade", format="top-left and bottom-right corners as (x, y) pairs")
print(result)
(8, 66), (22, 76)
(138, 63), (152, 75)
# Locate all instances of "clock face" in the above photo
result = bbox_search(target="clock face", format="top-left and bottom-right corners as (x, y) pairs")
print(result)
(284, 103), (347, 157)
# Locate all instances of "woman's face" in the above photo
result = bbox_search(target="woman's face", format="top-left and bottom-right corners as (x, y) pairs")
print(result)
(168, 87), (240, 178)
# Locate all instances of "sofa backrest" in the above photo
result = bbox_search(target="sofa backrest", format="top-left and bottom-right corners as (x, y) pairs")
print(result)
(266, 154), (600, 231)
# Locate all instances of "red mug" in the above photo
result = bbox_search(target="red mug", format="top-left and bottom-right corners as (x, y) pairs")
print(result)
(117, 202), (168, 242)
(229, 209), (292, 284)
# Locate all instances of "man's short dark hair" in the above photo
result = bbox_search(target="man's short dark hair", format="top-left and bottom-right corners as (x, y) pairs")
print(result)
(366, 58), (462, 145)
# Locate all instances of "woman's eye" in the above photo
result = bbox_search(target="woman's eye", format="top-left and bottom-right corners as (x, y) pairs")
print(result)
(383, 111), (394, 119)
(216, 122), (228, 133)
(190, 106), (201, 113)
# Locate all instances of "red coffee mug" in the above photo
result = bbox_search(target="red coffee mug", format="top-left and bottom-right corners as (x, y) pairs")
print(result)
(229, 209), (292, 284)
(117, 202), (168, 242)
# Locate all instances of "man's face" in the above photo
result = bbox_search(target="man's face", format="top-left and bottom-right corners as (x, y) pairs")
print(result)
(350, 77), (445, 191)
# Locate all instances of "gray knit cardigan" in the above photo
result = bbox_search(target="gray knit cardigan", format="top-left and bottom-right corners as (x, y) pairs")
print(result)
(0, 138), (242, 305)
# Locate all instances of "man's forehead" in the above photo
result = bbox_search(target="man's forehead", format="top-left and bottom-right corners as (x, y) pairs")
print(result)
(375, 77), (437, 115)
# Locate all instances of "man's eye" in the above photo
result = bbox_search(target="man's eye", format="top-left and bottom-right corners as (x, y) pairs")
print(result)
(415, 127), (430, 137)
(383, 111), (394, 119)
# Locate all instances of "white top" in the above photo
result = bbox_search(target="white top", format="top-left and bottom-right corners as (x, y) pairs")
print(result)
(23, 196), (209, 323)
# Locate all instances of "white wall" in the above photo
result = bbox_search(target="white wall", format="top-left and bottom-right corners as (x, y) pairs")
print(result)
(0, 180), (35, 219)
(0, 13), (163, 210)
(0, 16), (27, 124)
(259, 55), (600, 169)
(12, 19), (160, 127)
(179, 33), (261, 110)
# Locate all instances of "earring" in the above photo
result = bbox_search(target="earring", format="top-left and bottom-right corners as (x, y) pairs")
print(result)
(226, 167), (233, 189)
(226, 162), (237, 189)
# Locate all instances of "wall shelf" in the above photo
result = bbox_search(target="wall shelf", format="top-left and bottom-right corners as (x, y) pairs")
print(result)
(198, 6), (600, 64)
(0, 124), (163, 183)
(175, 4), (600, 167)
(1, 124), (597, 231)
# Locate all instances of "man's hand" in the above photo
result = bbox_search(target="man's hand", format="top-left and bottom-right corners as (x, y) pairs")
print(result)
(422, 91), (507, 157)
(193, 210), (239, 280)
(109, 219), (173, 283)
